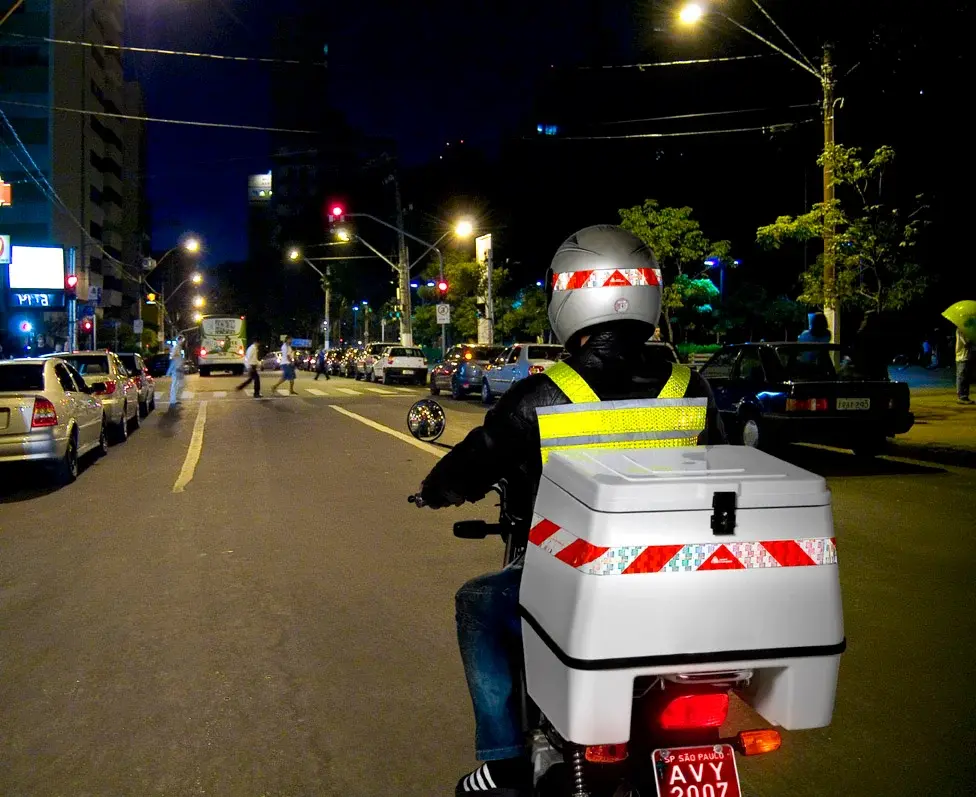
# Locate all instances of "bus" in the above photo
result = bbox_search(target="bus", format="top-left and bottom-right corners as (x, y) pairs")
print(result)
(198, 315), (246, 376)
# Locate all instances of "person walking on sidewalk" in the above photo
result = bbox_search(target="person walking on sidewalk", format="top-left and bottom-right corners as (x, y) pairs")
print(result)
(237, 338), (262, 397)
(314, 347), (330, 381)
(957, 329), (973, 404)
(271, 335), (298, 395)
(167, 335), (186, 406)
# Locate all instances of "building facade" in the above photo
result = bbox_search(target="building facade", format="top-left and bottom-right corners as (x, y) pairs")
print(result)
(0, 0), (148, 351)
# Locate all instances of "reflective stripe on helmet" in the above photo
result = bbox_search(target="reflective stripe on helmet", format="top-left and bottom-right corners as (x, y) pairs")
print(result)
(551, 267), (662, 291)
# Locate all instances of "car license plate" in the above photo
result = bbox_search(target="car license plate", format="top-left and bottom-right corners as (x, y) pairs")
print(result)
(837, 397), (871, 410)
(652, 744), (741, 797)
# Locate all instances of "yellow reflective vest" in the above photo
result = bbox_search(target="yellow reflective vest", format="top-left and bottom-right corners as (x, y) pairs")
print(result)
(537, 361), (707, 463)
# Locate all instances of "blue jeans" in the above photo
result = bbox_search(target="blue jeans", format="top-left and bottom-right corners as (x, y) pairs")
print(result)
(169, 370), (184, 403)
(455, 561), (525, 761)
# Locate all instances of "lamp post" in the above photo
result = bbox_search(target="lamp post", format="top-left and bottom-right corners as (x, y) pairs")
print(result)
(141, 236), (202, 349)
(288, 247), (334, 349)
(678, 2), (839, 345)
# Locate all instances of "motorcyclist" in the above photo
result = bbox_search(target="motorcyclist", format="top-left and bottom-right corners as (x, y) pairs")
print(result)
(419, 225), (725, 796)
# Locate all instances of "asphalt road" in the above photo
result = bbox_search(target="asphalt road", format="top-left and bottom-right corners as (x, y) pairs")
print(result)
(1, 369), (973, 796)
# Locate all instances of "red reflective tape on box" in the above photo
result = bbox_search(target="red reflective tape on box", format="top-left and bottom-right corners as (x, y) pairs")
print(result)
(528, 520), (838, 575)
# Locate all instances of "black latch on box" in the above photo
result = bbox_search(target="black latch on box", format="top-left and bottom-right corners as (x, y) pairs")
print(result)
(711, 491), (737, 535)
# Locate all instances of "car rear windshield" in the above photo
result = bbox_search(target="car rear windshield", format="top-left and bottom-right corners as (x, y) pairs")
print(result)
(769, 346), (839, 381)
(0, 364), (45, 392)
(527, 346), (564, 361)
(390, 348), (424, 357)
(58, 355), (111, 376)
(116, 354), (141, 375)
(467, 347), (502, 361)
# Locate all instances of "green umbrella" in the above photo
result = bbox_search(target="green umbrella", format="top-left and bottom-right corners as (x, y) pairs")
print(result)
(943, 300), (976, 344)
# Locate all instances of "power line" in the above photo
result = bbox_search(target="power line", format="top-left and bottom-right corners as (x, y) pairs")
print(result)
(547, 119), (816, 141)
(0, 30), (327, 67)
(575, 54), (766, 70)
(601, 102), (818, 126)
(0, 99), (320, 134)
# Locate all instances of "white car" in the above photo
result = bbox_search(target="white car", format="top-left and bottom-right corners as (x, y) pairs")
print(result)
(373, 346), (428, 385)
(0, 358), (108, 483)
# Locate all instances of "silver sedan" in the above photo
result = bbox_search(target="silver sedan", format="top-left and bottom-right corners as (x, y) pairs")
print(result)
(0, 358), (108, 483)
(47, 351), (140, 442)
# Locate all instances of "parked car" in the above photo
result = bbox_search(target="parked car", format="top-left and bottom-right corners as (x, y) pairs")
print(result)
(481, 343), (566, 404)
(46, 351), (140, 442)
(0, 358), (108, 483)
(340, 348), (361, 378)
(146, 352), (171, 378)
(373, 346), (427, 385)
(698, 342), (914, 456)
(116, 352), (156, 417)
(326, 348), (347, 375)
(357, 342), (394, 381)
(430, 344), (503, 399)
(261, 350), (282, 371)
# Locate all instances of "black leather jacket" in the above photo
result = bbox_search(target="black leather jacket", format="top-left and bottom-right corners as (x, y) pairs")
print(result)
(421, 328), (726, 518)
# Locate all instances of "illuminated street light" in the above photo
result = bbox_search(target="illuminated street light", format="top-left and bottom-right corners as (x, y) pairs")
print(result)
(192, 295), (206, 309)
(192, 311), (203, 323)
(678, 3), (705, 25)
(184, 237), (201, 254)
(336, 227), (351, 243)
(455, 219), (474, 238)
(191, 272), (203, 285)
(288, 248), (302, 261)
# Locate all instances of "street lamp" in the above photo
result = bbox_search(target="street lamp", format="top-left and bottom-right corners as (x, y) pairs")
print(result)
(455, 219), (474, 238)
(191, 272), (203, 285)
(288, 248), (301, 262)
(192, 311), (203, 324)
(677, 1), (840, 344)
(336, 227), (351, 243)
(184, 237), (201, 254)
(192, 295), (206, 309)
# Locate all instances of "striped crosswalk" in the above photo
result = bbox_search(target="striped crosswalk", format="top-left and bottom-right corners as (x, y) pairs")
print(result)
(156, 385), (417, 405)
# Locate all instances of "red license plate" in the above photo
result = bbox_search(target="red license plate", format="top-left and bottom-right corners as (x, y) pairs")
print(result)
(652, 744), (741, 797)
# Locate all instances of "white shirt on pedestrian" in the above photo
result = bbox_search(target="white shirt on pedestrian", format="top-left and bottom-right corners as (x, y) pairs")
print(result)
(281, 343), (293, 364)
(169, 341), (185, 367)
(244, 343), (260, 367)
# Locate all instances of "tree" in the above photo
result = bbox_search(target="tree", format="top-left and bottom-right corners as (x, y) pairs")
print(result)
(497, 286), (549, 342)
(619, 200), (731, 342)
(756, 144), (928, 314)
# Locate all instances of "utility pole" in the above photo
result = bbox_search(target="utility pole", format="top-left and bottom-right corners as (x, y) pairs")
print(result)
(485, 247), (495, 345)
(324, 266), (331, 349)
(394, 175), (413, 346)
(821, 43), (839, 347)
(67, 248), (78, 351)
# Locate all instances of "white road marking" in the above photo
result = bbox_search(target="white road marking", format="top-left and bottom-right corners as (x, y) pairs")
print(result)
(329, 406), (446, 458)
(172, 401), (208, 493)
(181, 390), (195, 400)
(305, 388), (328, 396)
(335, 388), (361, 396)
(213, 391), (228, 398)
(365, 387), (397, 395)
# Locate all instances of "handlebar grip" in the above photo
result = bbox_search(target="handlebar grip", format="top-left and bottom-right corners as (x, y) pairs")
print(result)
(408, 494), (425, 507)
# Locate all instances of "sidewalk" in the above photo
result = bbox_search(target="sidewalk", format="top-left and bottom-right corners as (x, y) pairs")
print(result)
(888, 366), (975, 466)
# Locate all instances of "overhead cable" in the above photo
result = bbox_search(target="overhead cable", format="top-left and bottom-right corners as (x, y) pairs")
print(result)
(548, 119), (816, 141)
(601, 102), (818, 126)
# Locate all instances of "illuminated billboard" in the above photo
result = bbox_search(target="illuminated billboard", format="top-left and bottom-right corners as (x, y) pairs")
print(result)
(8, 245), (65, 290)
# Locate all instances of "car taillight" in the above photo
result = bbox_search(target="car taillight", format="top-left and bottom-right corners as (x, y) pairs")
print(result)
(658, 692), (730, 730)
(200, 348), (207, 356)
(388, 358), (394, 364)
(737, 729), (782, 756)
(31, 397), (58, 428)
(238, 347), (244, 356)
(94, 381), (117, 395)
(584, 744), (628, 764)
(529, 365), (545, 375)
(786, 398), (828, 412)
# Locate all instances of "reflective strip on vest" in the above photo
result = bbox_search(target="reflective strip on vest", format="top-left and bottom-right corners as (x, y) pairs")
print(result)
(540, 361), (706, 462)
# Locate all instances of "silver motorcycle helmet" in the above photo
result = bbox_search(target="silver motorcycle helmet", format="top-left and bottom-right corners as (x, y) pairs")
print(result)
(546, 225), (663, 346)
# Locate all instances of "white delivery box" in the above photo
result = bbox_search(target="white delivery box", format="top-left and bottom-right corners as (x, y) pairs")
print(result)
(520, 445), (844, 745)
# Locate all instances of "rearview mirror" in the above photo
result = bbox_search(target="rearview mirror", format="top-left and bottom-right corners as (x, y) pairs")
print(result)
(407, 399), (446, 443)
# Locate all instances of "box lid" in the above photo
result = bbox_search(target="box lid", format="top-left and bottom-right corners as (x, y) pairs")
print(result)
(543, 445), (829, 513)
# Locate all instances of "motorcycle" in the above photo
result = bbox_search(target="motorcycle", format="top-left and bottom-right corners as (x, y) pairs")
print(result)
(405, 399), (805, 797)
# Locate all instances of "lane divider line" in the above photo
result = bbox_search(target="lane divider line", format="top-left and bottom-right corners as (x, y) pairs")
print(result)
(329, 405), (445, 459)
(335, 388), (361, 396)
(173, 401), (208, 493)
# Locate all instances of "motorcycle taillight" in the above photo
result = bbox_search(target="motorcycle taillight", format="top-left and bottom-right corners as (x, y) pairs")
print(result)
(657, 692), (729, 730)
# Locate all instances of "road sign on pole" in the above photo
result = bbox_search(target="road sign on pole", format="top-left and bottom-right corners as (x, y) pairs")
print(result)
(133, 319), (144, 334)
(436, 303), (451, 325)
(88, 285), (102, 305)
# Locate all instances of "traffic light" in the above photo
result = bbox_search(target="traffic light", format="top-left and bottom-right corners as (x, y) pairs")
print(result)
(145, 292), (157, 304)
(65, 274), (78, 300)
(437, 279), (449, 294)
(81, 318), (93, 333)
(327, 201), (345, 223)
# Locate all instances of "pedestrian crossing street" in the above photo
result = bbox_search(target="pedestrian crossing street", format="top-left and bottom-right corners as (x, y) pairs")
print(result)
(155, 385), (419, 404)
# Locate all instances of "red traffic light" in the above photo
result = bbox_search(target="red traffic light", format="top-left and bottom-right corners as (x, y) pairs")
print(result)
(65, 274), (79, 289)
(330, 204), (344, 217)
(81, 319), (93, 332)
(437, 280), (449, 293)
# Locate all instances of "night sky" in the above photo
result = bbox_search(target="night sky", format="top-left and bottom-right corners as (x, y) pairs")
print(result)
(123, 0), (972, 304)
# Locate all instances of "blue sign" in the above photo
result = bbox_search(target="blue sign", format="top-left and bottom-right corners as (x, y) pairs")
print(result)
(79, 304), (95, 317)
(291, 338), (313, 348)
(9, 291), (65, 308)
